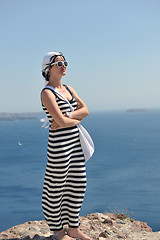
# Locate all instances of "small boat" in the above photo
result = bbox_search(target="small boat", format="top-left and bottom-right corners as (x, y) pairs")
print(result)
(18, 141), (22, 146)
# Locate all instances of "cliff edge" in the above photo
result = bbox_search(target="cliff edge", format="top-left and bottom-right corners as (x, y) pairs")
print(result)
(0, 212), (160, 240)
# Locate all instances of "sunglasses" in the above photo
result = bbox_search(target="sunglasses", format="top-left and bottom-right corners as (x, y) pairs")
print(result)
(50, 61), (68, 68)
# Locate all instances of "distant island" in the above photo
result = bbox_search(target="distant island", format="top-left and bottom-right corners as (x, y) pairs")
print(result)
(126, 108), (150, 113)
(0, 112), (44, 121)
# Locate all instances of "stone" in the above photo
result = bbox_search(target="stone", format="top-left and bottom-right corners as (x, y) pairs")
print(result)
(29, 228), (37, 232)
(116, 220), (125, 224)
(102, 219), (113, 225)
(99, 231), (109, 238)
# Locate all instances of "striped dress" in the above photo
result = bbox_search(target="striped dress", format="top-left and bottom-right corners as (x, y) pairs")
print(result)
(41, 85), (87, 232)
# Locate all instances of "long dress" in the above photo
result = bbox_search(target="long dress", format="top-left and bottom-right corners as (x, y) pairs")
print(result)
(41, 85), (87, 232)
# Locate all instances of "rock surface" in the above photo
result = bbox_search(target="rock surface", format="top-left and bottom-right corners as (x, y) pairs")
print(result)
(0, 212), (160, 240)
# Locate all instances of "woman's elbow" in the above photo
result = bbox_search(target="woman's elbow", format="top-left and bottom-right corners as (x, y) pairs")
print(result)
(86, 109), (89, 116)
(85, 107), (89, 117)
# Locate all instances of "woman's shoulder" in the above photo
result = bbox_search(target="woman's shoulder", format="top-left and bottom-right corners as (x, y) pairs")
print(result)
(41, 87), (57, 99)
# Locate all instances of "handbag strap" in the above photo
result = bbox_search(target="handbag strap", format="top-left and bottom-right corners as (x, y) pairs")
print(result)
(44, 86), (74, 111)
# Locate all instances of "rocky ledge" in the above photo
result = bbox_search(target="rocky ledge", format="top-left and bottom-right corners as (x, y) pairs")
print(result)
(0, 212), (160, 240)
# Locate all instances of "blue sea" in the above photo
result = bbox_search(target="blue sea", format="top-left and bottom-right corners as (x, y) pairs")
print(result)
(0, 110), (160, 232)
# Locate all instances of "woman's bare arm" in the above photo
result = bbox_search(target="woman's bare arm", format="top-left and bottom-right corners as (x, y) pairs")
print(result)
(41, 89), (81, 128)
(67, 85), (89, 120)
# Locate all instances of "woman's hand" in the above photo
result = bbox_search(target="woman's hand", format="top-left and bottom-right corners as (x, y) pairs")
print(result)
(51, 119), (60, 130)
(51, 113), (69, 130)
(77, 101), (82, 109)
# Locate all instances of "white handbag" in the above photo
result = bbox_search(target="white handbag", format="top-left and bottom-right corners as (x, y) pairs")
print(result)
(44, 86), (95, 162)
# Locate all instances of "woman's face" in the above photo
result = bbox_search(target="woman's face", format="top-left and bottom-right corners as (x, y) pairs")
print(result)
(49, 55), (67, 77)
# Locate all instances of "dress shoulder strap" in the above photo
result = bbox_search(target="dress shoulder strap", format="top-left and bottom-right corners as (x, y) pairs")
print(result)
(63, 84), (73, 96)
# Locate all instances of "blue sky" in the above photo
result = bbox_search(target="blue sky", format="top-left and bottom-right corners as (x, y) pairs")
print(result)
(0, 0), (160, 112)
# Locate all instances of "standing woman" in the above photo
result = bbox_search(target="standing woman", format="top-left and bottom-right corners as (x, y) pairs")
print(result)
(41, 52), (92, 240)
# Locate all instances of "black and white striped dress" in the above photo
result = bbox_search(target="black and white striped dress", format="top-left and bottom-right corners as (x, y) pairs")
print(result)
(41, 85), (87, 232)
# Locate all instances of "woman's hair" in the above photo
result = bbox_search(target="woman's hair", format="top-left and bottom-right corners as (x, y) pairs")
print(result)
(42, 53), (66, 82)
(42, 71), (50, 82)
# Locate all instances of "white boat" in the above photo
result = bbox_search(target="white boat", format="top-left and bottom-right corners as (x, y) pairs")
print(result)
(18, 141), (22, 146)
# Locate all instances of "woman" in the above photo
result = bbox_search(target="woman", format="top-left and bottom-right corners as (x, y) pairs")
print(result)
(41, 51), (92, 240)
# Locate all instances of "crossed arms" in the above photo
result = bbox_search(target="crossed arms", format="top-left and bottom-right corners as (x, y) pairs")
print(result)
(41, 85), (89, 130)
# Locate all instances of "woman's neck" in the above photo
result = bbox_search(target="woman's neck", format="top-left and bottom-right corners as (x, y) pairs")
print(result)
(47, 75), (63, 89)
